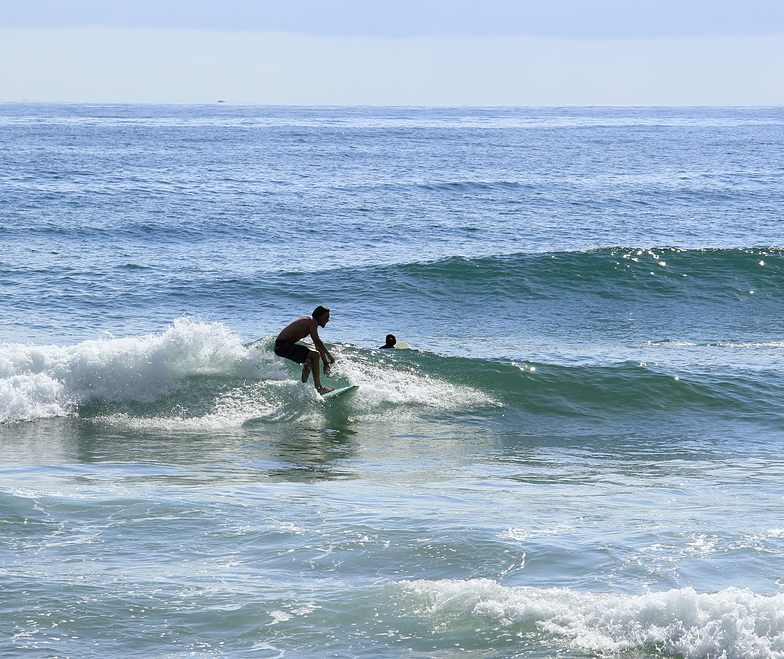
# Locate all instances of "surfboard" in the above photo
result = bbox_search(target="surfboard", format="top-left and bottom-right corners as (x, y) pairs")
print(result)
(394, 342), (411, 349)
(322, 385), (359, 399)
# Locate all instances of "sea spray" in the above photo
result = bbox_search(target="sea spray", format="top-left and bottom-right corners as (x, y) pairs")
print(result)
(0, 319), (251, 423)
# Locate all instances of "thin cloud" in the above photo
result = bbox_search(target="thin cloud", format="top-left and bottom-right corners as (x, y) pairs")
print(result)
(2, 0), (784, 39)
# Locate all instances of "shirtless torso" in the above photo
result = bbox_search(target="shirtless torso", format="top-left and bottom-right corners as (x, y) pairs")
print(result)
(277, 316), (319, 344)
(274, 307), (335, 394)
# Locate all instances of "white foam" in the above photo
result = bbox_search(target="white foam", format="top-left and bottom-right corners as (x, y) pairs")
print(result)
(399, 579), (784, 658)
(0, 319), (258, 423)
(104, 380), (282, 432)
(0, 372), (67, 422)
(333, 346), (495, 412)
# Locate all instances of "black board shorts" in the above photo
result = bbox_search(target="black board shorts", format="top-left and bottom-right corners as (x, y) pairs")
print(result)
(274, 339), (310, 364)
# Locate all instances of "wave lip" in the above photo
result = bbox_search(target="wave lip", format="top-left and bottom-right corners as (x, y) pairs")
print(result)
(399, 579), (784, 658)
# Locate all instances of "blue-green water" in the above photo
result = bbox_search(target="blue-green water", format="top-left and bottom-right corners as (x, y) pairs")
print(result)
(2, 104), (784, 658)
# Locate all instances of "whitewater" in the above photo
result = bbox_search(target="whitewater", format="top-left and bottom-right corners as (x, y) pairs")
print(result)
(2, 104), (784, 658)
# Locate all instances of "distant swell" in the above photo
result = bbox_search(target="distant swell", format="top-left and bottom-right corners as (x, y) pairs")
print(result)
(372, 247), (784, 301)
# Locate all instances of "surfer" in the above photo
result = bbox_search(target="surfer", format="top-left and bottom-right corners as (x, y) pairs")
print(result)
(380, 334), (396, 349)
(274, 306), (335, 395)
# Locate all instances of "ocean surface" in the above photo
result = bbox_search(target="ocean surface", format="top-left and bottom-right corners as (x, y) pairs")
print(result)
(2, 103), (784, 658)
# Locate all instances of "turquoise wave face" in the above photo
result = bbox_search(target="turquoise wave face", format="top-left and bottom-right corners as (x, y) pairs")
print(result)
(3, 320), (782, 432)
(2, 247), (782, 428)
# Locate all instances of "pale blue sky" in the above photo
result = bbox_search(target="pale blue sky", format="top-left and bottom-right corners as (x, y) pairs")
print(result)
(2, 1), (783, 104)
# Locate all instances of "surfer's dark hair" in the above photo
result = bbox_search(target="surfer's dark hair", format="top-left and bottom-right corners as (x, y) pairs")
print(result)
(313, 305), (330, 319)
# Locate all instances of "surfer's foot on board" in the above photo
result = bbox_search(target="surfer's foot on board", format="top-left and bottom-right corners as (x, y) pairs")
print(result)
(301, 363), (311, 383)
(317, 386), (334, 395)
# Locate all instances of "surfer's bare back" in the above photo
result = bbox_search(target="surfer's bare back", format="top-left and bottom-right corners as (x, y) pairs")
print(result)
(274, 306), (335, 395)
